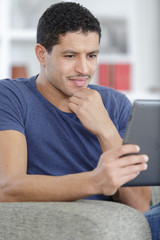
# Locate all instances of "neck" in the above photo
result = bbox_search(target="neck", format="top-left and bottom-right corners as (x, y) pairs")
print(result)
(36, 74), (72, 113)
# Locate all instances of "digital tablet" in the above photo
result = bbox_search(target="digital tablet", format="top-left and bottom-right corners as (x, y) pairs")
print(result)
(123, 99), (160, 186)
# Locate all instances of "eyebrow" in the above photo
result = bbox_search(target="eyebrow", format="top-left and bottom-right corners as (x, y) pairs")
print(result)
(61, 50), (99, 54)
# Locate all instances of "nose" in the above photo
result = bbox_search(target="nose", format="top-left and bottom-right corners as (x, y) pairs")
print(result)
(75, 56), (89, 75)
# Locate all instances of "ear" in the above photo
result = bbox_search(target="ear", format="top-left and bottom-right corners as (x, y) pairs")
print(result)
(35, 44), (47, 66)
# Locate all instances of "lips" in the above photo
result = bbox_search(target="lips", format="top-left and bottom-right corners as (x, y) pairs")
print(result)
(70, 77), (88, 87)
(72, 80), (86, 87)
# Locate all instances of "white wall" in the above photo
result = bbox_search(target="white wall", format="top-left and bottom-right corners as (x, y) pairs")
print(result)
(134, 0), (160, 91)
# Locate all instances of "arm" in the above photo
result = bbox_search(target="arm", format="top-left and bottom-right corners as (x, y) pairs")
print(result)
(0, 130), (92, 202)
(0, 130), (148, 202)
(68, 88), (152, 212)
(112, 186), (152, 213)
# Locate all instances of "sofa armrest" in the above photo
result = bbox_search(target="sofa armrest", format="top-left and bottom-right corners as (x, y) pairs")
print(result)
(0, 200), (151, 240)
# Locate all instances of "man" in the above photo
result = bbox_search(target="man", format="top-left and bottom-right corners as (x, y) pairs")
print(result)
(0, 2), (151, 212)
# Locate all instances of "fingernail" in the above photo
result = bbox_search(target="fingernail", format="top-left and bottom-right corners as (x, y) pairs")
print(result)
(143, 155), (149, 162)
(135, 145), (140, 151)
(143, 163), (148, 170)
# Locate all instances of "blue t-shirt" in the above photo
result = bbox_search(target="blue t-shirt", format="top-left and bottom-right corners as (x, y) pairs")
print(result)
(0, 76), (132, 200)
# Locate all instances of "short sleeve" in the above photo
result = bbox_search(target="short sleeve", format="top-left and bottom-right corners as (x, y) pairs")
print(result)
(118, 95), (132, 138)
(0, 80), (26, 134)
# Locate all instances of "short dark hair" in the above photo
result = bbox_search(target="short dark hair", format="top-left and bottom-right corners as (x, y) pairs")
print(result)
(37, 1), (101, 53)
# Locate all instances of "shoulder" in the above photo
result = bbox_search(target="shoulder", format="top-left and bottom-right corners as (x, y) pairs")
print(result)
(89, 84), (124, 97)
(0, 76), (36, 99)
(0, 76), (34, 91)
(88, 84), (131, 109)
(0, 76), (37, 114)
(0, 78), (22, 100)
(88, 85), (132, 138)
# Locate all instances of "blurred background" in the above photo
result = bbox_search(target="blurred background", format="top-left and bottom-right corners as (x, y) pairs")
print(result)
(0, 0), (160, 101)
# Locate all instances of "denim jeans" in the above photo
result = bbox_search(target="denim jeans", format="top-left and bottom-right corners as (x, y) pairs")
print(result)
(144, 202), (160, 240)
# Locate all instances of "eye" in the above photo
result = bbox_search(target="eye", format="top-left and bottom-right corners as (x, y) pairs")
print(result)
(88, 54), (97, 59)
(64, 55), (75, 58)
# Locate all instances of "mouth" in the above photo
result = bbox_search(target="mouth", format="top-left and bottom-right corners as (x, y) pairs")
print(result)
(70, 79), (87, 87)
(68, 75), (91, 87)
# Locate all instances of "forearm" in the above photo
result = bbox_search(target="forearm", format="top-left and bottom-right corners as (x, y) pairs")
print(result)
(0, 145), (149, 203)
(112, 186), (152, 212)
(97, 123), (123, 152)
(0, 172), (96, 202)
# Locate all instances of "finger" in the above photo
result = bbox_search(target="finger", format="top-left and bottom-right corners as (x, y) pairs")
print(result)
(102, 144), (140, 162)
(108, 161), (147, 186)
(118, 172), (141, 187)
(118, 162), (148, 187)
(115, 144), (141, 159)
(121, 162), (148, 176)
(68, 102), (79, 113)
(115, 163), (148, 186)
(69, 96), (82, 105)
(118, 154), (149, 167)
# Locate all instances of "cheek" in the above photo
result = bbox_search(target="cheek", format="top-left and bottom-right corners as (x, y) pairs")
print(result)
(89, 61), (98, 74)
(48, 60), (68, 77)
(60, 60), (74, 75)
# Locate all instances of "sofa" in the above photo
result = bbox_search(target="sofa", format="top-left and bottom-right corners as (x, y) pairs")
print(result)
(0, 187), (159, 240)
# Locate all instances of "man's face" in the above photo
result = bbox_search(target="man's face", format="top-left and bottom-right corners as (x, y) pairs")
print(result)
(43, 31), (99, 97)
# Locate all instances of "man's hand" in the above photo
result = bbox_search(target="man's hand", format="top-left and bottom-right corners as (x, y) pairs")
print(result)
(68, 88), (109, 136)
(68, 88), (122, 151)
(90, 144), (149, 196)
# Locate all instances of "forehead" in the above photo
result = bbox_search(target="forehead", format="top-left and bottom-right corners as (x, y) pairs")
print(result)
(55, 31), (99, 52)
